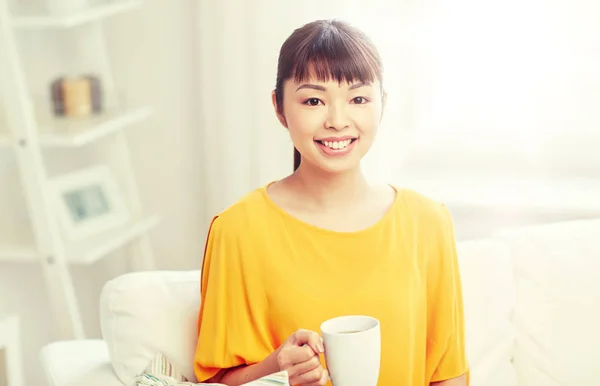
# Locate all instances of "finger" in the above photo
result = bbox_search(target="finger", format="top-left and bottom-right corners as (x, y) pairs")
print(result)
(284, 344), (316, 365)
(293, 329), (324, 354)
(304, 368), (329, 386)
(288, 355), (321, 377)
(293, 364), (323, 385)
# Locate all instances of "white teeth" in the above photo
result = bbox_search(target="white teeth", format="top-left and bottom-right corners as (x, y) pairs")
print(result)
(322, 139), (352, 150)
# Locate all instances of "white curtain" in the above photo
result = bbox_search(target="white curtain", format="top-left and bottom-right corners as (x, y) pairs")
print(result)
(196, 0), (600, 218)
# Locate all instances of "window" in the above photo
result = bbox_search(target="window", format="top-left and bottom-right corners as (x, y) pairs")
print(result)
(341, 0), (600, 210)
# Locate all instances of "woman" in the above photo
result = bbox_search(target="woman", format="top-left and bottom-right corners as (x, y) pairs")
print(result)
(193, 19), (469, 386)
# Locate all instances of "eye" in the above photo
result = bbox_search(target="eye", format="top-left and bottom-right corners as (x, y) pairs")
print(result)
(303, 98), (323, 106)
(351, 96), (369, 104)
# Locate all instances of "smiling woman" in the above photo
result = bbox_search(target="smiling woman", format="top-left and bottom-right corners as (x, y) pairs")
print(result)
(193, 18), (468, 386)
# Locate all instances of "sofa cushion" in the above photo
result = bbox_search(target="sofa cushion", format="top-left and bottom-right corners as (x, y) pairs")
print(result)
(456, 239), (518, 386)
(495, 218), (600, 385)
(40, 340), (122, 386)
(99, 270), (201, 385)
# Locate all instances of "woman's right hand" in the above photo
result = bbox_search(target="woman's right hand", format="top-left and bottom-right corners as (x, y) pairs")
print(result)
(276, 329), (329, 386)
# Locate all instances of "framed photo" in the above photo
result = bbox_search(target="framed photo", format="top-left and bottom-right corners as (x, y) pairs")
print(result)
(0, 314), (24, 386)
(51, 165), (130, 241)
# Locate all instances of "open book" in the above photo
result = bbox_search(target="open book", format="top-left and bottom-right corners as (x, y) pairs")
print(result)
(134, 353), (289, 386)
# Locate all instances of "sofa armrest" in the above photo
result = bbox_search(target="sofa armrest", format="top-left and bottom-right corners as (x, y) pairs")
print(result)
(40, 339), (123, 386)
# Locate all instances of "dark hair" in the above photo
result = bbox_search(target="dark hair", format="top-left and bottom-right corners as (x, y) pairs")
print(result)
(274, 19), (384, 171)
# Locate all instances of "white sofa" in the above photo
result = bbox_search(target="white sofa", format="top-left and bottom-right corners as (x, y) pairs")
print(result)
(40, 218), (600, 386)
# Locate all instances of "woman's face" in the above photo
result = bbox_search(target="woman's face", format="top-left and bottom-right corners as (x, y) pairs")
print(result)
(274, 75), (385, 174)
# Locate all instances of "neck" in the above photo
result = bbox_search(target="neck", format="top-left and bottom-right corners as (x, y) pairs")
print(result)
(289, 162), (369, 209)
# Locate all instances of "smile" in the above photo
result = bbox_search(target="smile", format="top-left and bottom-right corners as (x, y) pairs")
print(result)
(317, 139), (354, 150)
(314, 137), (358, 156)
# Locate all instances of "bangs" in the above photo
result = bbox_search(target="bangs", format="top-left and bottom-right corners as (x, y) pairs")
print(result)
(281, 20), (383, 86)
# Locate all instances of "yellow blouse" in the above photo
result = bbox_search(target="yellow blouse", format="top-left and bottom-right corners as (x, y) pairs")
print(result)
(194, 185), (468, 385)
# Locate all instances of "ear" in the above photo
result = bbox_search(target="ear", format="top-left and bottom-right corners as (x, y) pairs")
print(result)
(271, 90), (288, 128)
(380, 90), (388, 121)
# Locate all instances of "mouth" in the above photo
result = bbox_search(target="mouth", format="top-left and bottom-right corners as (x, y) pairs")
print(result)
(314, 138), (358, 150)
(314, 137), (358, 156)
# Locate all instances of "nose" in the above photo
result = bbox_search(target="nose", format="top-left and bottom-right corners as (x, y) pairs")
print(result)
(324, 104), (350, 131)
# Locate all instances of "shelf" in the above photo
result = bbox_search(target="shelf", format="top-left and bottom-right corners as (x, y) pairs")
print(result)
(0, 214), (160, 265)
(66, 213), (160, 265)
(0, 105), (151, 148)
(38, 105), (151, 147)
(11, 0), (143, 29)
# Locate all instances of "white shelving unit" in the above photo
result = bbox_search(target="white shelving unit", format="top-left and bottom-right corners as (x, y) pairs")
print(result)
(11, 0), (143, 29)
(0, 0), (159, 340)
(0, 105), (151, 148)
(0, 214), (159, 265)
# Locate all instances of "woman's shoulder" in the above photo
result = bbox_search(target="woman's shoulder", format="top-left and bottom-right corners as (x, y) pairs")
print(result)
(208, 185), (272, 234)
(393, 186), (453, 228)
(392, 187), (457, 259)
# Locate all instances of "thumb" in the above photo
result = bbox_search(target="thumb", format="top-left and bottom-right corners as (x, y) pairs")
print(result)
(292, 329), (324, 354)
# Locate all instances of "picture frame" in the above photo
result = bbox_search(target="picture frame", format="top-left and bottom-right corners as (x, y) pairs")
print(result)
(0, 314), (24, 386)
(51, 165), (130, 241)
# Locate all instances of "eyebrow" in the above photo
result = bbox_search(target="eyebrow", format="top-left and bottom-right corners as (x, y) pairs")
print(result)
(295, 82), (371, 92)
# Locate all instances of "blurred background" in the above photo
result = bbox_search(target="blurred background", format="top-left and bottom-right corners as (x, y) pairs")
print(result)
(0, 0), (599, 385)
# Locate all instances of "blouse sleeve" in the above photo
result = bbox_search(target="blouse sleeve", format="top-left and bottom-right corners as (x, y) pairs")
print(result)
(426, 205), (470, 383)
(193, 215), (272, 382)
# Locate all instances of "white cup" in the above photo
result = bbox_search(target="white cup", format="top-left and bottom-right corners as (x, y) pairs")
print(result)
(320, 315), (381, 386)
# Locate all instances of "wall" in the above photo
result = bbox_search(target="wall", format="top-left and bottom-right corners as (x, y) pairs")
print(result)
(0, 1), (204, 385)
